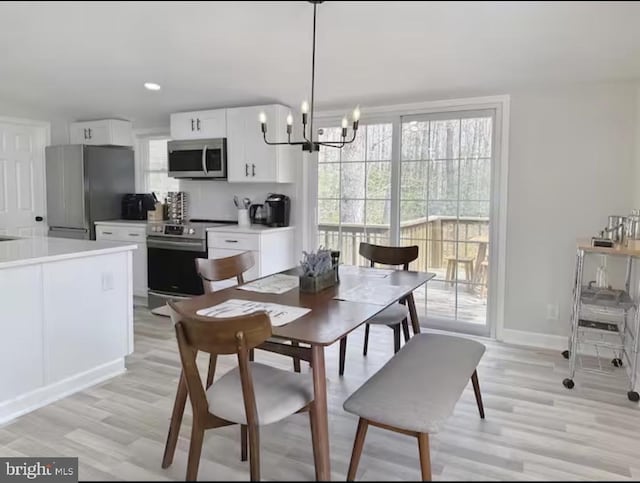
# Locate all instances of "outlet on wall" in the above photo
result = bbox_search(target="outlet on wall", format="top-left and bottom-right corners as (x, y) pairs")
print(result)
(546, 303), (559, 320)
(101, 272), (114, 291)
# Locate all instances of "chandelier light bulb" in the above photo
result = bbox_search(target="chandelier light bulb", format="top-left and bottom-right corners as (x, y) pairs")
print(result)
(301, 101), (310, 114)
(352, 106), (361, 122)
(259, 112), (267, 124)
(341, 117), (348, 129)
(287, 113), (294, 126)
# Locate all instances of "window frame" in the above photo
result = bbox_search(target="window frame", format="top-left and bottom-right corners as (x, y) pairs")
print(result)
(309, 96), (510, 340)
(134, 132), (177, 198)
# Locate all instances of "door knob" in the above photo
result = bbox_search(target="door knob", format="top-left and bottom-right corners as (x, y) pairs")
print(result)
(35, 216), (43, 222)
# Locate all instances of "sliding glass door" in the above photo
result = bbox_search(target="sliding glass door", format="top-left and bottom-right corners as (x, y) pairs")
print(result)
(316, 109), (495, 336)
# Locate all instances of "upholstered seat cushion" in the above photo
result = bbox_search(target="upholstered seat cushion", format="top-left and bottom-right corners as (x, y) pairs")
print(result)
(367, 303), (409, 326)
(343, 333), (485, 433)
(207, 362), (313, 425)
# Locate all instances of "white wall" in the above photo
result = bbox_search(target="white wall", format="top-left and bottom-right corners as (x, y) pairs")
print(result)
(504, 81), (638, 338)
(0, 98), (69, 144)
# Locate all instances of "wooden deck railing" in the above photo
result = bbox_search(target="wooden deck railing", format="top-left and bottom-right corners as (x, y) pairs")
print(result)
(318, 216), (489, 271)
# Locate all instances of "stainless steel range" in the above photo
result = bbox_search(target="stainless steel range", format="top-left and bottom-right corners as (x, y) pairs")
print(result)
(146, 219), (232, 309)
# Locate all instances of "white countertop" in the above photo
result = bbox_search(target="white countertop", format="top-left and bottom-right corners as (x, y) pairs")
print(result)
(206, 224), (295, 234)
(94, 219), (149, 227)
(0, 236), (138, 269)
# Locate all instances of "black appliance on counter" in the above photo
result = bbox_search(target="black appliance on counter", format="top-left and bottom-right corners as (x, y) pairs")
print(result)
(249, 203), (266, 225)
(121, 193), (156, 220)
(264, 193), (290, 227)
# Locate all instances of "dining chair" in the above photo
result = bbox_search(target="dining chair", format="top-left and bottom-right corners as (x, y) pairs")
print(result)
(338, 242), (419, 376)
(167, 300), (318, 481)
(195, 253), (302, 374)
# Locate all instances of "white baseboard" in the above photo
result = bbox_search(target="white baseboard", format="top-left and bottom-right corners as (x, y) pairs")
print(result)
(501, 328), (567, 351)
(0, 358), (125, 426)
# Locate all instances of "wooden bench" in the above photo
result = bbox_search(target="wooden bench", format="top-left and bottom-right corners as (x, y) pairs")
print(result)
(343, 333), (486, 481)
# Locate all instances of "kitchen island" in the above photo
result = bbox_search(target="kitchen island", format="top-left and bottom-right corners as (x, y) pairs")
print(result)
(0, 236), (137, 423)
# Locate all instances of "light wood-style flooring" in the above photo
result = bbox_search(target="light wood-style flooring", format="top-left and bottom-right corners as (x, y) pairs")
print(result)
(2, 308), (640, 481)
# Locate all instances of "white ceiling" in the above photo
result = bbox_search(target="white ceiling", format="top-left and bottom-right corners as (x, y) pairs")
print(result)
(1, 1), (639, 127)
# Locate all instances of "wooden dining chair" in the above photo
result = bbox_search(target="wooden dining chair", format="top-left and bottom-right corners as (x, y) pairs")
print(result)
(167, 301), (318, 481)
(338, 242), (419, 376)
(195, 253), (302, 374)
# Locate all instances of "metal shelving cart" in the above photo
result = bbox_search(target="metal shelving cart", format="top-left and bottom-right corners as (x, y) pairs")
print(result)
(562, 240), (640, 402)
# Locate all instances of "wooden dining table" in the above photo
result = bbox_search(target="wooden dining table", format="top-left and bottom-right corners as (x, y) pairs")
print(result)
(161, 266), (435, 481)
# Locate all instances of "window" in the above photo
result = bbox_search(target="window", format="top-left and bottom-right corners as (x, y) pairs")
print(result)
(316, 109), (496, 336)
(138, 137), (179, 201)
(317, 123), (393, 266)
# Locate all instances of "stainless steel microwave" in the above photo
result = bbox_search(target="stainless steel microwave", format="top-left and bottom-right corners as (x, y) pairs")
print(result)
(167, 138), (227, 179)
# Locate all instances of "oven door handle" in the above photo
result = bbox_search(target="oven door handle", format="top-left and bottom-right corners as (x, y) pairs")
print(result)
(147, 238), (206, 252)
(202, 145), (208, 175)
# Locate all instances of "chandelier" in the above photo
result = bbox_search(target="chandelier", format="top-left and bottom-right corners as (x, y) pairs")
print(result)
(259, 0), (360, 153)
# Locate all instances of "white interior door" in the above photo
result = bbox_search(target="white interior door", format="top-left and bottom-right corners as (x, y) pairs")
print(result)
(0, 121), (47, 237)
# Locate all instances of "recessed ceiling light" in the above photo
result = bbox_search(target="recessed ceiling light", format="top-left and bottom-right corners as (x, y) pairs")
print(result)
(144, 82), (161, 91)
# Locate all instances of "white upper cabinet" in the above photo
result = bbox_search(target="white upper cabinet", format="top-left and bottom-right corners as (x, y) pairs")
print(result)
(69, 119), (133, 146)
(170, 109), (227, 140)
(226, 104), (296, 183)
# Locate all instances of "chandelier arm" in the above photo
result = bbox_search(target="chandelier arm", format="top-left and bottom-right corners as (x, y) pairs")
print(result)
(318, 130), (358, 147)
(263, 132), (307, 146)
(308, 1), (317, 156)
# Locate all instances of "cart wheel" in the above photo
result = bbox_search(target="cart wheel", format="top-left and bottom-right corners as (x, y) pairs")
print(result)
(562, 378), (575, 389)
(612, 358), (623, 368)
(628, 391), (640, 402)
(561, 350), (570, 359)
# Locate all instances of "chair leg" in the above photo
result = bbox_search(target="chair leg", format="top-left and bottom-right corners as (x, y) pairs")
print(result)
(347, 418), (369, 481)
(240, 424), (248, 462)
(206, 354), (217, 389)
(292, 341), (301, 373)
(471, 370), (485, 419)
(417, 433), (432, 481)
(363, 324), (370, 356)
(248, 424), (260, 481)
(186, 422), (205, 481)
(249, 349), (255, 362)
(339, 336), (347, 376)
(401, 318), (410, 343)
(393, 324), (401, 353)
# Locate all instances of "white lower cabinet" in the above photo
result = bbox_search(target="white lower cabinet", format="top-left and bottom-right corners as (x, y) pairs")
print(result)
(207, 226), (296, 289)
(95, 222), (147, 298)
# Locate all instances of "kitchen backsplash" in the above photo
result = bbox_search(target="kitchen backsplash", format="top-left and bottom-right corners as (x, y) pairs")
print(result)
(179, 179), (297, 222)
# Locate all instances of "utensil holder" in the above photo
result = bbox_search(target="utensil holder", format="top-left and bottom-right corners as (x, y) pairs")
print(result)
(238, 209), (250, 227)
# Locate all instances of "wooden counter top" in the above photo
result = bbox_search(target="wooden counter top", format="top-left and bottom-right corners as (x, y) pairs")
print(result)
(577, 238), (640, 257)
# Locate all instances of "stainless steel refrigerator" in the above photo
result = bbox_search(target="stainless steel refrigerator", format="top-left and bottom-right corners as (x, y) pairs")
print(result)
(45, 145), (135, 240)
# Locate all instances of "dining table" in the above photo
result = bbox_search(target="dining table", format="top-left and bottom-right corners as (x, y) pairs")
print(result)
(161, 265), (435, 481)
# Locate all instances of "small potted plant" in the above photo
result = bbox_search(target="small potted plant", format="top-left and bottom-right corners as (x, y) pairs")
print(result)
(299, 247), (338, 293)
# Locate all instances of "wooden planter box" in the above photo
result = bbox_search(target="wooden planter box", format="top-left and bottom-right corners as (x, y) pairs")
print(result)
(299, 270), (337, 293)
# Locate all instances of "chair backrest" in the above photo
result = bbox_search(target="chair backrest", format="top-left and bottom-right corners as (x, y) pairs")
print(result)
(168, 300), (271, 425)
(195, 251), (255, 293)
(359, 242), (419, 271)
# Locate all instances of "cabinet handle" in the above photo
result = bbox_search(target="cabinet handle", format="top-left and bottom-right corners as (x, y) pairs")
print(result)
(252, 164), (256, 177)
(245, 163), (249, 177)
(225, 239), (239, 243)
(88, 128), (92, 139)
(197, 118), (201, 131)
(83, 128), (87, 139)
(102, 231), (113, 235)
(128, 233), (140, 237)
(191, 119), (195, 131)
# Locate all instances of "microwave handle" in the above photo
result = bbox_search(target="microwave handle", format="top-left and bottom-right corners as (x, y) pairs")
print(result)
(202, 145), (208, 175)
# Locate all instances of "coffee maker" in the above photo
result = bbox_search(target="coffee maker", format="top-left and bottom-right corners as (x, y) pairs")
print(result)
(264, 194), (291, 227)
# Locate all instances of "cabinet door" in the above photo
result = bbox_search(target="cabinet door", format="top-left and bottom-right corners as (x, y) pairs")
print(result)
(83, 123), (110, 145)
(69, 124), (88, 144)
(227, 106), (277, 183)
(170, 112), (199, 140)
(198, 110), (227, 138)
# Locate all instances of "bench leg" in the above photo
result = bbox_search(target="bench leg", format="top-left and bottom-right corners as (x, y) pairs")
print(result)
(339, 336), (347, 377)
(363, 324), (370, 356)
(471, 370), (485, 419)
(240, 424), (248, 461)
(291, 341), (301, 373)
(417, 433), (432, 481)
(347, 418), (369, 481)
